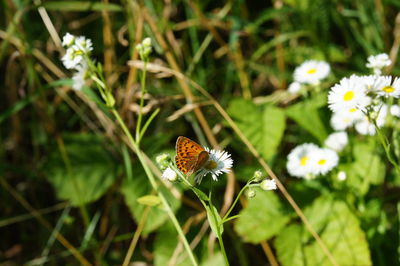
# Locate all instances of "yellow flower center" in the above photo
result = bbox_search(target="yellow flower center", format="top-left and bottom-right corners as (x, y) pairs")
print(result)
(205, 160), (218, 170)
(318, 159), (327, 165)
(300, 156), (308, 166)
(349, 108), (357, 113)
(382, 86), (394, 93)
(307, 68), (317, 74)
(343, 91), (354, 101)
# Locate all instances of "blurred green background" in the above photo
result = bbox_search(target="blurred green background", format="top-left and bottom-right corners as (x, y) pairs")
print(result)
(1, 0), (400, 265)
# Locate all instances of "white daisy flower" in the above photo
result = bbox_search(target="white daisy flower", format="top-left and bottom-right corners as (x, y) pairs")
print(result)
(293, 60), (330, 85)
(61, 47), (83, 69)
(313, 148), (339, 175)
(361, 75), (379, 92)
(328, 75), (369, 113)
(72, 61), (88, 90)
(196, 148), (233, 183)
(337, 171), (347, 181)
(371, 75), (400, 98)
(161, 167), (178, 182)
(330, 107), (363, 130)
(62, 32), (75, 47)
(286, 143), (319, 178)
(324, 131), (348, 152)
(366, 53), (391, 75)
(390, 105), (400, 117)
(260, 179), (277, 191)
(288, 82), (302, 94)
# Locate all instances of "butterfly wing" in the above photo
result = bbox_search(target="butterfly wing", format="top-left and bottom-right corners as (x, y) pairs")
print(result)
(175, 136), (209, 175)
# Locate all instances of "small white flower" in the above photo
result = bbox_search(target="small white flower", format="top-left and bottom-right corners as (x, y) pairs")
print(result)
(371, 76), (400, 98)
(288, 82), (302, 94)
(61, 47), (83, 69)
(62, 32), (75, 47)
(337, 171), (347, 181)
(74, 36), (93, 53)
(324, 131), (348, 152)
(390, 105), (400, 117)
(366, 53), (391, 75)
(293, 60), (330, 85)
(286, 143), (319, 178)
(196, 148), (233, 183)
(313, 148), (339, 175)
(142, 37), (152, 48)
(328, 75), (369, 113)
(161, 167), (178, 182)
(330, 107), (363, 130)
(260, 179), (277, 190)
(72, 62), (88, 90)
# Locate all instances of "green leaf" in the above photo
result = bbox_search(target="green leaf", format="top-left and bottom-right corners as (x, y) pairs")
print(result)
(274, 225), (305, 266)
(137, 195), (161, 207)
(206, 205), (224, 236)
(200, 252), (224, 266)
(190, 186), (209, 202)
(121, 168), (181, 234)
(42, 1), (122, 11)
(227, 99), (286, 160)
(235, 188), (290, 243)
(153, 222), (192, 266)
(44, 134), (117, 206)
(286, 94), (328, 143)
(304, 200), (371, 266)
(274, 196), (372, 266)
(352, 143), (385, 185)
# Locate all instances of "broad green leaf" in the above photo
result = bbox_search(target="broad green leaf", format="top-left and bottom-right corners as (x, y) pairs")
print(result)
(200, 252), (224, 266)
(286, 94), (328, 143)
(121, 167), (181, 234)
(235, 188), (290, 243)
(137, 195), (161, 207)
(274, 225), (305, 266)
(227, 99), (286, 160)
(44, 134), (117, 206)
(275, 196), (372, 266)
(42, 1), (122, 11)
(206, 205), (223, 236)
(153, 222), (192, 266)
(352, 143), (385, 185)
(304, 200), (371, 266)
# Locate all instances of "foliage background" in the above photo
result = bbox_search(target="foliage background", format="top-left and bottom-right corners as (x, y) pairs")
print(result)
(1, 0), (400, 265)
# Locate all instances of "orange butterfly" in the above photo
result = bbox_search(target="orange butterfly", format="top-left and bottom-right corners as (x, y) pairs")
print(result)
(175, 136), (210, 176)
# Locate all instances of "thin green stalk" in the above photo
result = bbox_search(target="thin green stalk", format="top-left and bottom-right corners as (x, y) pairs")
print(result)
(222, 181), (252, 223)
(112, 110), (198, 266)
(136, 59), (148, 143)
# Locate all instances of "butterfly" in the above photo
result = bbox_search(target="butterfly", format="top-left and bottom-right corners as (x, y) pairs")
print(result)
(175, 136), (210, 176)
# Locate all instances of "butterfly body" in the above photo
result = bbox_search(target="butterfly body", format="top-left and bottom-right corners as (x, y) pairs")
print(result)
(175, 136), (210, 176)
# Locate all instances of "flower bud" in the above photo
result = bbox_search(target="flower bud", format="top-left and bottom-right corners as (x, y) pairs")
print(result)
(156, 153), (170, 170)
(142, 37), (152, 48)
(369, 111), (378, 120)
(252, 170), (264, 182)
(161, 167), (178, 182)
(337, 171), (347, 181)
(245, 188), (256, 198)
(260, 179), (277, 191)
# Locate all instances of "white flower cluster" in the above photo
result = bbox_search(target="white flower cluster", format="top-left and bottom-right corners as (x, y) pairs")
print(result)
(328, 53), (400, 136)
(288, 60), (331, 94)
(287, 143), (339, 179)
(366, 53), (391, 75)
(61, 33), (93, 90)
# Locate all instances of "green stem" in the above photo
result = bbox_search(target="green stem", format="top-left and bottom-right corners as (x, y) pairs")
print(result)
(374, 121), (400, 176)
(112, 110), (198, 266)
(136, 59), (147, 144)
(222, 181), (251, 222)
(217, 232), (229, 266)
